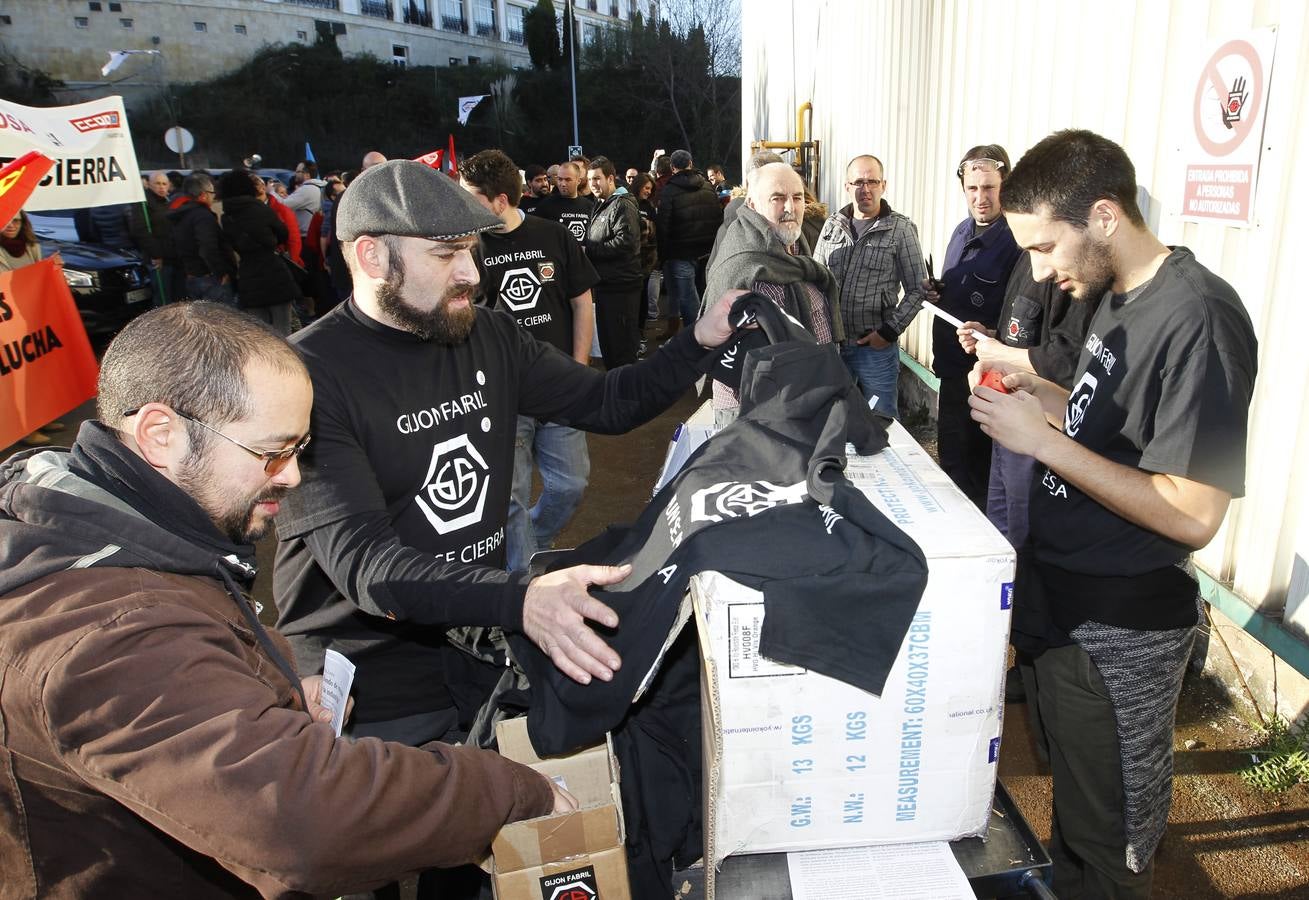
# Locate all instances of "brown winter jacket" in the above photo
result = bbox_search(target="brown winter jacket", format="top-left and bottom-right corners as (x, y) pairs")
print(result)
(0, 436), (553, 899)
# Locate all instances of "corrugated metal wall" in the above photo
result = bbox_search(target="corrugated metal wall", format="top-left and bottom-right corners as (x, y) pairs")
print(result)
(741, 0), (1309, 624)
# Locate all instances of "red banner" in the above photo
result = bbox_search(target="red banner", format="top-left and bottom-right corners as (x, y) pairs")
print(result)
(0, 150), (55, 227)
(414, 148), (444, 170)
(0, 258), (99, 447)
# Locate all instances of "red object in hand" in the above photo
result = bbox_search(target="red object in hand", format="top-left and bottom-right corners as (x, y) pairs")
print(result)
(979, 370), (1010, 394)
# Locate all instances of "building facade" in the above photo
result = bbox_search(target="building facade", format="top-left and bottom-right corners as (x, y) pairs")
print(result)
(0, 0), (654, 86)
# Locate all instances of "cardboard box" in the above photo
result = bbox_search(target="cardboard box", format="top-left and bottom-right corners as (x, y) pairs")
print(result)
(695, 419), (1015, 877)
(490, 718), (630, 900)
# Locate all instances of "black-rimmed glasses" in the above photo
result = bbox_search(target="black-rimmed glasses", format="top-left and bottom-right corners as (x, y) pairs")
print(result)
(123, 407), (310, 475)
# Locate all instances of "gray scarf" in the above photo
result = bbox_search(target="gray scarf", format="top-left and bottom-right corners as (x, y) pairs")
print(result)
(703, 204), (844, 342)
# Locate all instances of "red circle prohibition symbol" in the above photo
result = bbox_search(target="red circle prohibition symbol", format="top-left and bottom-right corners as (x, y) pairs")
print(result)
(1192, 39), (1263, 157)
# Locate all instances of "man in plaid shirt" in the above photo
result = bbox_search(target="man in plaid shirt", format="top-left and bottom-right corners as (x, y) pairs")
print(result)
(813, 155), (927, 418)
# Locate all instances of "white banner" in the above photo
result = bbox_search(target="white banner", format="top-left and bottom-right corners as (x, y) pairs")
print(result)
(0, 95), (144, 211)
(456, 94), (488, 126)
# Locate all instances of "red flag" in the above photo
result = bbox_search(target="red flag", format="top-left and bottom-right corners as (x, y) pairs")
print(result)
(446, 134), (458, 179)
(0, 150), (55, 227)
(0, 258), (100, 447)
(414, 148), (443, 170)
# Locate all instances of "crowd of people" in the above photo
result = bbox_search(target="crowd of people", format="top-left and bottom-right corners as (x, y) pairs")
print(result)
(0, 129), (1258, 900)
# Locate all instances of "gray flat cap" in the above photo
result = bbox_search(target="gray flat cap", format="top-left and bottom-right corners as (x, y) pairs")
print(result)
(336, 159), (503, 242)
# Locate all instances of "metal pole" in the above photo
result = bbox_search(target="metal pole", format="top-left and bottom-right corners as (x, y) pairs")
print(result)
(567, 0), (579, 147)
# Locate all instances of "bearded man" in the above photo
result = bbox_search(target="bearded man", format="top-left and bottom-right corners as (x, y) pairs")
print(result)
(272, 159), (737, 762)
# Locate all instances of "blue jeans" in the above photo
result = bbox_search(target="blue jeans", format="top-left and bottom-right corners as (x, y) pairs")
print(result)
(506, 416), (590, 572)
(840, 341), (900, 419)
(185, 273), (236, 305)
(986, 442), (1038, 549)
(664, 258), (700, 326)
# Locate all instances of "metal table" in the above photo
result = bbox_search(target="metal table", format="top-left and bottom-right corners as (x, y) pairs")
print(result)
(673, 782), (1054, 899)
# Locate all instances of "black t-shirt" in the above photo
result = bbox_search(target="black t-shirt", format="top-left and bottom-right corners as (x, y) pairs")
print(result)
(272, 299), (714, 722)
(519, 193), (547, 217)
(1030, 248), (1258, 582)
(996, 253), (1100, 390)
(532, 194), (595, 243)
(476, 213), (599, 355)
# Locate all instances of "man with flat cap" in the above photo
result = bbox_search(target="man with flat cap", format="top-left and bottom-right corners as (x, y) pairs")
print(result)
(272, 159), (737, 775)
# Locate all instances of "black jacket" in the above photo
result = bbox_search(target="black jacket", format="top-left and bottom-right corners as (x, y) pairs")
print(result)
(168, 198), (236, 280)
(656, 170), (723, 262)
(221, 196), (301, 309)
(128, 192), (176, 261)
(584, 189), (642, 289)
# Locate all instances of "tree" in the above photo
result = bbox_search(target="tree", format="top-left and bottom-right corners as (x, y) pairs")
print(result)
(524, 0), (561, 70)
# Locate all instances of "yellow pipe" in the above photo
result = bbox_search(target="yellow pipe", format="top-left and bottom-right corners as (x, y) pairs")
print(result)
(796, 101), (811, 146)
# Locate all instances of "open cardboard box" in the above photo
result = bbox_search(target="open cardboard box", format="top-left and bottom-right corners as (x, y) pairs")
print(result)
(488, 718), (630, 900)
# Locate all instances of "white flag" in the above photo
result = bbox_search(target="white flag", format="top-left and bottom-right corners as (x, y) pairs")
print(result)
(101, 50), (131, 77)
(456, 95), (488, 126)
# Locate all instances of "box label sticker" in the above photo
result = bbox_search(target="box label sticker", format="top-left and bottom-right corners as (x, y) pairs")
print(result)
(1000, 582), (1014, 610)
(539, 865), (598, 900)
(727, 602), (805, 678)
(989, 736), (1001, 763)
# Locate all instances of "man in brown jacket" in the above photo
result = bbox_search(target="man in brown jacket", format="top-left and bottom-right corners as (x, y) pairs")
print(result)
(0, 302), (569, 899)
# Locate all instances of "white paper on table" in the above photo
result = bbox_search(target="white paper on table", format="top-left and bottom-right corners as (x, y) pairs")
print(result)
(321, 649), (356, 737)
(786, 842), (973, 900)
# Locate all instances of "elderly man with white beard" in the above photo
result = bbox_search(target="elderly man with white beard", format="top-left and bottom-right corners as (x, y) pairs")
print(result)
(702, 162), (843, 420)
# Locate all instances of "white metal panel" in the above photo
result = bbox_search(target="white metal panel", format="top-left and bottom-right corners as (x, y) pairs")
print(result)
(741, 0), (1308, 617)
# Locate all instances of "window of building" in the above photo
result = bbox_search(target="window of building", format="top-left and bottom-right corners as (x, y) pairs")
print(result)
(583, 21), (600, 46)
(120, 17), (133, 28)
(403, 0), (432, 27)
(361, 0), (393, 20)
(234, 23), (247, 35)
(75, 16), (90, 27)
(88, 2), (102, 11)
(468, 55), (481, 65)
(506, 4), (527, 44)
(194, 21), (207, 32)
(440, 0), (464, 32)
(472, 0), (495, 37)
(392, 44), (408, 67)
(0, 15), (11, 26)
(449, 56), (461, 66)
(297, 29), (308, 41)
(109, 2), (122, 11)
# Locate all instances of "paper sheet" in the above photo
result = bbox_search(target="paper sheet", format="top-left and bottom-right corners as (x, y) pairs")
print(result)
(321, 649), (356, 738)
(786, 842), (973, 900)
(921, 300), (991, 342)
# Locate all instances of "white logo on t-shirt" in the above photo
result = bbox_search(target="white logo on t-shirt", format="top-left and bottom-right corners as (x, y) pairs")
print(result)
(1065, 372), (1098, 437)
(414, 435), (490, 534)
(689, 481), (807, 524)
(499, 267), (542, 311)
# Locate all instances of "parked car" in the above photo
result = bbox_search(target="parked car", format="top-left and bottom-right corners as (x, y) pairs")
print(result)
(29, 213), (154, 338)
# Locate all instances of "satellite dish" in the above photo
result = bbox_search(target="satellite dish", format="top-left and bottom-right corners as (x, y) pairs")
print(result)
(164, 126), (195, 154)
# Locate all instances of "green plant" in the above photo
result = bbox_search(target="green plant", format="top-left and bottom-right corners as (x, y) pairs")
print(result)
(1240, 716), (1309, 793)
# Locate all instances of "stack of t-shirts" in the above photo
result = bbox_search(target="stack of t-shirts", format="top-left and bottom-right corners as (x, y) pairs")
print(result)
(510, 292), (926, 757)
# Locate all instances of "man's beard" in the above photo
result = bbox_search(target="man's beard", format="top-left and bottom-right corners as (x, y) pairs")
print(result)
(773, 216), (802, 246)
(177, 451), (288, 545)
(376, 255), (476, 343)
(1070, 230), (1116, 302)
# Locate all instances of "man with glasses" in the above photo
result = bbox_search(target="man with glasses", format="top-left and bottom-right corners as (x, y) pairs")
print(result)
(923, 145), (1021, 507)
(168, 172), (237, 304)
(812, 154), (927, 419)
(0, 302), (570, 897)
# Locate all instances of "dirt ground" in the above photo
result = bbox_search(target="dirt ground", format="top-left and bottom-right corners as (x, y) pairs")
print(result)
(11, 331), (1308, 899)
